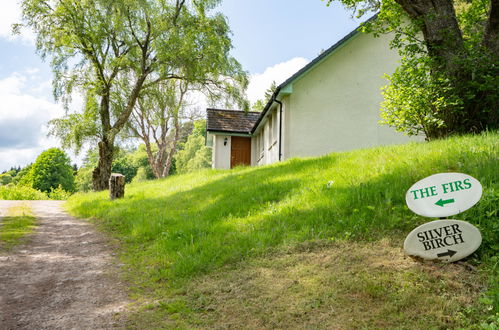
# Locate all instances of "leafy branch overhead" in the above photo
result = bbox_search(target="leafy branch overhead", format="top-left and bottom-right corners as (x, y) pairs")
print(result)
(327, 0), (498, 138)
(19, 0), (248, 190)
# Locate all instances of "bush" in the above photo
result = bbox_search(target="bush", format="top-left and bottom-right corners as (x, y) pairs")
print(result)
(0, 173), (13, 185)
(48, 185), (73, 200)
(0, 185), (48, 200)
(30, 148), (75, 192)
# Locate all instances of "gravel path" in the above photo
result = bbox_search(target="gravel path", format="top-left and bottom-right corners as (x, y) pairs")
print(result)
(0, 201), (129, 329)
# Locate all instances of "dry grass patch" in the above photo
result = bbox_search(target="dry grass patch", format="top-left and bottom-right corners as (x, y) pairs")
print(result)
(181, 240), (483, 329)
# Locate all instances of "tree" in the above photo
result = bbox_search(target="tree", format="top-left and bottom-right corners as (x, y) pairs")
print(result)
(128, 80), (194, 178)
(326, 0), (498, 138)
(175, 120), (212, 173)
(252, 81), (277, 112)
(19, 0), (248, 191)
(29, 148), (75, 193)
(0, 173), (13, 186)
(13, 164), (33, 186)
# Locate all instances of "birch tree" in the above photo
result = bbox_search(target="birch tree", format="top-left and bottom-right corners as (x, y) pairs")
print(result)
(19, 0), (248, 190)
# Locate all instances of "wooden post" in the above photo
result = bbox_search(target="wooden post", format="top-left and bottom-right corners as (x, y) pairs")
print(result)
(109, 173), (125, 200)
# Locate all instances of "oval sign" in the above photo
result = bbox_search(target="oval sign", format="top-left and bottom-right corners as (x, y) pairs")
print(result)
(406, 173), (482, 218)
(404, 219), (482, 262)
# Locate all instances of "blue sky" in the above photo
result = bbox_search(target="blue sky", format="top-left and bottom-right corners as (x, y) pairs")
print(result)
(0, 0), (363, 171)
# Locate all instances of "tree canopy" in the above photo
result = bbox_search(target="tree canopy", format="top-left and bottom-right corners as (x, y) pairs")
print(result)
(326, 0), (498, 138)
(29, 148), (75, 193)
(19, 0), (248, 190)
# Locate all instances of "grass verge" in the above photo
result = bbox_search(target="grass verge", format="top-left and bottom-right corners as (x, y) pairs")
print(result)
(0, 203), (36, 251)
(67, 132), (499, 328)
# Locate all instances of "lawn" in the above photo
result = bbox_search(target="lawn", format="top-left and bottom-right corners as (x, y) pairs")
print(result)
(0, 203), (36, 252)
(67, 132), (498, 328)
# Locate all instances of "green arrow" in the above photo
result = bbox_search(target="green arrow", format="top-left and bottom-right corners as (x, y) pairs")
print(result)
(435, 198), (455, 207)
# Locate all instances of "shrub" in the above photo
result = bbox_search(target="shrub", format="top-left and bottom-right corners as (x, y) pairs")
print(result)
(30, 148), (75, 192)
(0, 185), (48, 200)
(48, 185), (73, 200)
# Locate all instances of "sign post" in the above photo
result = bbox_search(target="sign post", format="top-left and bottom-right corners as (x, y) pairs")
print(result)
(403, 173), (483, 262)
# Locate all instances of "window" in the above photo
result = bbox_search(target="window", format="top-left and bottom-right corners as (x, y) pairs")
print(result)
(268, 115), (273, 145)
(259, 133), (264, 155)
(272, 111), (278, 144)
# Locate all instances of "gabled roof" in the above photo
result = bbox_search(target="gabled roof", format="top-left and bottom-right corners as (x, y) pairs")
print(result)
(206, 15), (378, 136)
(206, 108), (260, 134)
(251, 14), (377, 134)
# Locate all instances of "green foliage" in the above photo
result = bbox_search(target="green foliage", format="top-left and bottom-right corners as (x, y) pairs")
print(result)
(0, 204), (36, 251)
(15, 164), (33, 186)
(75, 166), (93, 193)
(68, 132), (498, 326)
(20, 0), (248, 189)
(131, 167), (150, 184)
(252, 81), (277, 112)
(175, 120), (212, 173)
(130, 145), (157, 179)
(0, 173), (13, 185)
(112, 154), (138, 184)
(30, 148), (75, 193)
(48, 185), (73, 200)
(0, 185), (48, 200)
(68, 132), (498, 288)
(380, 56), (463, 138)
(326, 0), (498, 138)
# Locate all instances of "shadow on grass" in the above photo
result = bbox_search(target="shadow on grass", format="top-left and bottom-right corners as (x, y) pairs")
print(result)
(71, 138), (498, 286)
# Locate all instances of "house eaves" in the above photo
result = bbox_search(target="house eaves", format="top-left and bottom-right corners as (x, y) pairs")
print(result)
(251, 14), (378, 135)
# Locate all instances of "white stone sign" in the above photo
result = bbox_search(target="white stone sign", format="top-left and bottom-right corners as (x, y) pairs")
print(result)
(406, 173), (482, 218)
(404, 220), (482, 262)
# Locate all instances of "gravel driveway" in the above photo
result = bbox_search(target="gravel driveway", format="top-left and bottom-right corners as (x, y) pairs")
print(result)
(0, 200), (129, 329)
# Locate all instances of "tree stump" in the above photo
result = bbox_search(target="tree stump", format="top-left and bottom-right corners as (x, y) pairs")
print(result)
(109, 173), (125, 200)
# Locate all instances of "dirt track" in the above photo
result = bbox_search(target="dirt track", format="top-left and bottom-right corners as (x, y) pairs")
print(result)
(0, 201), (129, 329)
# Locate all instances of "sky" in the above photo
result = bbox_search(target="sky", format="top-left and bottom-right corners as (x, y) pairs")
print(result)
(0, 0), (363, 172)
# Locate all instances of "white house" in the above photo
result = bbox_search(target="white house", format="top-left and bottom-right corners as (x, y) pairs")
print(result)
(206, 19), (421, 169)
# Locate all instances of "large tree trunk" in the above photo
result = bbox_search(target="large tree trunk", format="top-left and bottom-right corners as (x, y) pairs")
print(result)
(395, 0), (465, 70)
(92, 138), (114, 191)
(483, 0), (499, 55)
(395, 0), (498, 134)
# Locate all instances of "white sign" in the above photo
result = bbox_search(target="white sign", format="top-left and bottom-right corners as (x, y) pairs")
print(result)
(406, 173), (482, 218)
(404, 220), (482, 262)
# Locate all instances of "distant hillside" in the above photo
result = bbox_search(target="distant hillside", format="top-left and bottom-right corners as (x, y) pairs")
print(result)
(67, 132), (498, 328)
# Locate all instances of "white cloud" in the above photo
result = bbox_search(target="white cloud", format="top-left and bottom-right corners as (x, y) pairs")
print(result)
(247, 57), (309, 104)
(0, 0), (35, 44)
(0, 71), (65, 171)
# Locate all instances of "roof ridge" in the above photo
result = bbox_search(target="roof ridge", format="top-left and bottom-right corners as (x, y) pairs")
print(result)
(207, 108), (261, 114)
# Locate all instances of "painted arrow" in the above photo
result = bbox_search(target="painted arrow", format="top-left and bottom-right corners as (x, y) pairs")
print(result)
(437, 249), (457, 258)
(435, 198), (455, 207)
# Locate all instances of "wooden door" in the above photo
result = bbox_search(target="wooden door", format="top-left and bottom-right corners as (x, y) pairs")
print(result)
(230, 136), (251, 168)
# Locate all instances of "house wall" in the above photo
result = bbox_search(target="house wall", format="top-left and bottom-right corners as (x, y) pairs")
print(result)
(252, 107), (280, 166)
(285, 31), (422, 159)
(212, 135), (231, 169)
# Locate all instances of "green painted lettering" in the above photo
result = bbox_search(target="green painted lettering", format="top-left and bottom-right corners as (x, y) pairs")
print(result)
(442, 183), (450, 194)
(454, 180), (465, 191)
(463, 178), (472, 189)
(410, 190), (420, 200)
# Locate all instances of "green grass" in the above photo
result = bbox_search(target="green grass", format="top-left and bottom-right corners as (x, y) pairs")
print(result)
(0, 185), (49, 200)
(67, 132), (499, 327)
(0, 185), (72, 200)
(0, 203), (36, 251)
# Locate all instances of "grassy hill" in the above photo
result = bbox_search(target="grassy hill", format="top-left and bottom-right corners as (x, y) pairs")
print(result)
(67, 132), (498, 328)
